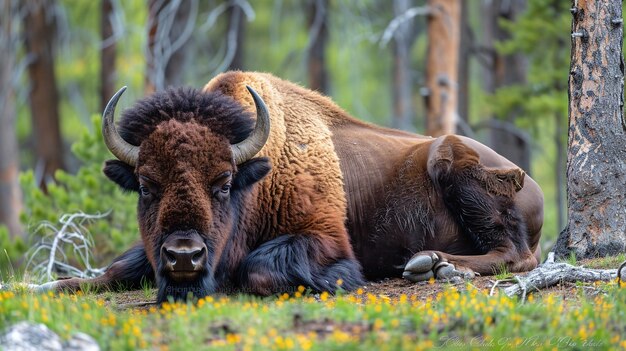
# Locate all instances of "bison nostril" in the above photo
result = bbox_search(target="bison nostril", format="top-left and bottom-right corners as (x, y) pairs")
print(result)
(192, 247), (206, 265)
(163, 248), (177, 265)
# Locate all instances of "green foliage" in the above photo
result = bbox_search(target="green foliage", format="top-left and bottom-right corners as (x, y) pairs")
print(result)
(20, 115), (138, 265)
(489, 1), (570, 127)
(0, 226), (26, 279)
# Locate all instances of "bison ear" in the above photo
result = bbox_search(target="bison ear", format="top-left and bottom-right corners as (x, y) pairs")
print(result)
(233, 157), (271, 191)
(103, 160), (139, 192)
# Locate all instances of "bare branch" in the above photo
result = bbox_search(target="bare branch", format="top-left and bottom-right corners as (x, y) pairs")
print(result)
(26, 211), (110, 282)
(380, 6), (430, 48)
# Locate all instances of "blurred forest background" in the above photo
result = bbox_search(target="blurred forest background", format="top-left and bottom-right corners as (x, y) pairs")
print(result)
(0, 0), (601, 273)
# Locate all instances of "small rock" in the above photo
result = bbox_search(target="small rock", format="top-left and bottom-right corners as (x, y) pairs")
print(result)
(65, 332), (99, 351)
(0, 322), (99, 351)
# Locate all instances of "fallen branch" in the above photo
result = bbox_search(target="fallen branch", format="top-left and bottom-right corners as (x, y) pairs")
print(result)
(492, 252), (618, 300)
(25, 211), (109, 282)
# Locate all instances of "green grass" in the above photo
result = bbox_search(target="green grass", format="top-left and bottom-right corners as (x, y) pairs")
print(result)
(493, 263), (513, 280)
(582, 254), (626, 270)
(1, 282), (626, 350)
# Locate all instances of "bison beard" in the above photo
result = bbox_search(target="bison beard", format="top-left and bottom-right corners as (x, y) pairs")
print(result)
(156, 266), (214, 302)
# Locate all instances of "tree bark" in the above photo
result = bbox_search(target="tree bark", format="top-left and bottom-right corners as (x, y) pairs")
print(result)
(23, 0), (65, 188)
(100, 0), (117, 111)
(226, 1), (246, 71)
(555, 0), (626, 258)
(481, 0), (530, 173)
(305, 0), (329, 94)
(425, 0), (460, 137)
(391, 0), (415, 131)
(0, 0), (23, 237)
(457, 0), (470, 125)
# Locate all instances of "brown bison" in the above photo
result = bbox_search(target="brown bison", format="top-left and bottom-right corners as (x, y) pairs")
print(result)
(40, 72), (543, 302)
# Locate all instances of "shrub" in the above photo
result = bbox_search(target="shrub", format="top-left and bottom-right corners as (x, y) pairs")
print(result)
(18, 115), (138, 271)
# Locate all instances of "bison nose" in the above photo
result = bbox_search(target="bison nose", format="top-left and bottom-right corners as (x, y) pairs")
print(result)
(161, 240), (208, 273)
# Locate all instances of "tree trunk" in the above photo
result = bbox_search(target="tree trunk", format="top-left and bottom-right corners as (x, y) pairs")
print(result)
(555, 0), (626, 258)
(100, 0), (117, 110)
(305, 0), (329, 94)
(425, 0), (460, 136)
(23, 0), (65, 189)
(457, 0), (470, 125)
(481, 0), (530, 173)
(145, 0), (194, 94)
(0, 0), (23, 237)
(391, 0), (415, 131)
(226, 2), (246, 71)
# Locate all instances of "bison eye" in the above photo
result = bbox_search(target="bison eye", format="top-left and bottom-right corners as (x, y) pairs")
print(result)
(139, 185), (151, 197)
(220, 183), (231, 194)
(213, 182), (231, 199)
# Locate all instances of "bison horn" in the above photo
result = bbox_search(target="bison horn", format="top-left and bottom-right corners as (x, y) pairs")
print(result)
(102, 86), (139, 167)
(231, 86), (271, 164)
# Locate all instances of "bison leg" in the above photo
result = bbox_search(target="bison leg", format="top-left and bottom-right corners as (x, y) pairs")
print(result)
(237, 234), (364, 295)
(403, 246), (539, 282)
(403, 135), (540, 282)
(36, 243), (154, 293)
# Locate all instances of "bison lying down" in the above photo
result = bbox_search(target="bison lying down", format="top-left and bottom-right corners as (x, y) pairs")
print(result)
(41, 72), (543, 302)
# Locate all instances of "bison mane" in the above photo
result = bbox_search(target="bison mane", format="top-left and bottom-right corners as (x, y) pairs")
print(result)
(116, 87), (255, 147)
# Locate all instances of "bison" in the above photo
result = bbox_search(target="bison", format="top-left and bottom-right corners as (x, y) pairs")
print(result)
(40, 72), (543, 302)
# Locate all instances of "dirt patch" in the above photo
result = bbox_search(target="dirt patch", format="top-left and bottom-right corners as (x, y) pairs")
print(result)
(103, 272), (616, 310)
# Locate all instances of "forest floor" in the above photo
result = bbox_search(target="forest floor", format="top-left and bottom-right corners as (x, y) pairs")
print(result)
(2, 256), (625, 350)
(105, 255), (621, 309)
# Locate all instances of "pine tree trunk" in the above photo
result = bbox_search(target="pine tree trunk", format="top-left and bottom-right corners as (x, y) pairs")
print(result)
(23, 0), (65, 189)
(457, 0), (469, 125)
(425, 0), (460, 137)
(100, 0), (117, 110)
(391, 0), (414, 131)
(226, 2), (246, 71)
(555, 0), (626, 258)
(0, 0), (23, 237)
(482, 0), (530, 173)
(306, 0), (329, 94)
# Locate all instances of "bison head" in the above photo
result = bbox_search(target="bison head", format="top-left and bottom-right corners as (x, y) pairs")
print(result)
(101, 86), (271, 302)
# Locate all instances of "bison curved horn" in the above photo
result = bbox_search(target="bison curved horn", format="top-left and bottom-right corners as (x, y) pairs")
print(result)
(102, 86), (139, 167)
(231, 86), (271, 164)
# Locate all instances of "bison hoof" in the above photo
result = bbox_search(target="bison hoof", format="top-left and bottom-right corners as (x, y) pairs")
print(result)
(402, 270), (434, 282)
(403, 252), (475, 283)
(404, 252), (439, 273)
(434, 262), (475, 280)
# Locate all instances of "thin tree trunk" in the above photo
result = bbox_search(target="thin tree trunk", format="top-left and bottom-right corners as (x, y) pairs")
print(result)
(555, 110), (565, 233)
(555, 0), (626, 258)
(145, 0), (158, 95)
(100, 0), (117, 110)
(226, 2), (246, 71)
(0, 0), (23, 237)
(457, 0), (469, 125)
(306, 0), (329, 94)
(391, 0), (414, 131)
(23, 0), (65, 189)
(482, 0), (530, 173)
(425, 0), (460, 136)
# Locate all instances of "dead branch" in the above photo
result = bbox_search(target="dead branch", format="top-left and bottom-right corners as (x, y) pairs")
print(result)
(25, 211), (110, 282)
(492, 252), (618, 301)
(379, 6), (430, 48)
